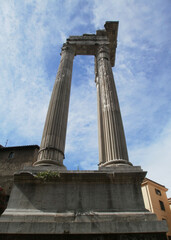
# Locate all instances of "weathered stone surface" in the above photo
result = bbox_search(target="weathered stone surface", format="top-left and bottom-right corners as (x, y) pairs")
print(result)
(104, 21), (118, 67)
(0, 168), (168, 236)
(0, 216), (168, 235)
(67, 35), (109, 56)
(96, 45), (131, 167)
(5, 168), (145, 213)
(34, 44), (75, 168)
(67, 21), (118, 67)
(0, 145), (39, 195)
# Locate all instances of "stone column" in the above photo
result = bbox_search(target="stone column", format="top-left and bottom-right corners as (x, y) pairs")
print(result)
(96, 45), (132, 168)
(34, 43), (75, 168)
(95, 58), (105, 166)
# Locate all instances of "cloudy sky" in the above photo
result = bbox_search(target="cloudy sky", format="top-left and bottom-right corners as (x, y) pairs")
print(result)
(0, 0), (171, 195)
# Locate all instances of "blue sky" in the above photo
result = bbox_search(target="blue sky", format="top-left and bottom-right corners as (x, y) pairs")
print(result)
(0, 0), (171, 195)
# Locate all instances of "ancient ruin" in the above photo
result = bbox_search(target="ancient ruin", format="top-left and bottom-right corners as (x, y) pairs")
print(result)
(0, 21), (168, 240)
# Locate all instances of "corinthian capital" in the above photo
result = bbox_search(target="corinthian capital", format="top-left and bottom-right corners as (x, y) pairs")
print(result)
(96, 44), (110, 62)
(60, 43), (75, 55)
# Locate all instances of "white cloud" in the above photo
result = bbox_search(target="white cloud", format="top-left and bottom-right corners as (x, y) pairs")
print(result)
(92, 0), (170, 47)
(129, 119), (171, 196)
(0, 0), (88, 146)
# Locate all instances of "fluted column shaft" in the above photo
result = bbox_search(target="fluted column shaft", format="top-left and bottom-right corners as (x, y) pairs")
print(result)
(96, 45), (132, 167)
(34, 44), (75, 167)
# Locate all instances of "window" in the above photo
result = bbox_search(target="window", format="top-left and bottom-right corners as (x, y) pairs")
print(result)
(155, 188), (161, 196)
(8, 152), (14, 159)
(159, 200), (165, 211)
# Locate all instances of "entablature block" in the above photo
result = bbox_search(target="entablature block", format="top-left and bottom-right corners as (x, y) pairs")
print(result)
(66, 21), (119, 67)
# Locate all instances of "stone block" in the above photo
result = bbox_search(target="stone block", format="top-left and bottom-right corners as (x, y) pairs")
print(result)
(0, 167), (168, 238)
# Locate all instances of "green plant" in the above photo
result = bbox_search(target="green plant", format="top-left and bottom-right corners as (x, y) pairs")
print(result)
(35, 170), (60, 182)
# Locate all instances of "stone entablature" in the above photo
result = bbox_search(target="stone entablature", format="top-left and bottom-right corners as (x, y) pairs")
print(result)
(66, 21), (118, 67)
(67, 35), (109, 57)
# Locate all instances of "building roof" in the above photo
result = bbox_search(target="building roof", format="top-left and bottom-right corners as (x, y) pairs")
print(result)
(142, 177), (168, 191)
(0, 145), (39, 151)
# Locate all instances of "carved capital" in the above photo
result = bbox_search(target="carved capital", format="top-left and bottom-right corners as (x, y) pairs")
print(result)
(97, 44), (110, 54)
(96, 44), (110, 62)
(60, 43), (75, 56)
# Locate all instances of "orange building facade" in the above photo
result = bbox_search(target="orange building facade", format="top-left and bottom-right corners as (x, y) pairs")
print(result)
(142, 178), (171, 239)
(168, 198), (171, 211)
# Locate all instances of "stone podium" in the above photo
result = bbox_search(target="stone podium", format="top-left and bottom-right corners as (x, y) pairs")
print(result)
(0, 22), (168, 239)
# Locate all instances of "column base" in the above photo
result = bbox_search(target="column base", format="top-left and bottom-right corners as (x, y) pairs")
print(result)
(33, 159), (67, 170)
(99, 159), (133, 169)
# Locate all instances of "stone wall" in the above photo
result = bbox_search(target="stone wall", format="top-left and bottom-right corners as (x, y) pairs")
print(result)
(0, 145), (39, 195)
